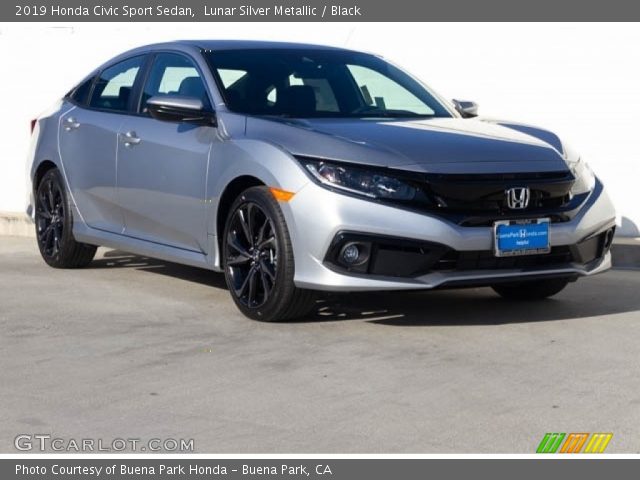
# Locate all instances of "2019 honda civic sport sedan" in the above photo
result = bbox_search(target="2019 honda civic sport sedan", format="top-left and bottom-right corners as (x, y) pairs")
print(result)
(28, 40), (616, 321)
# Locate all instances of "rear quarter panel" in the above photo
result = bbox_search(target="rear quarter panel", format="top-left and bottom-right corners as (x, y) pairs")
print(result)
(27, 100), (69, 218)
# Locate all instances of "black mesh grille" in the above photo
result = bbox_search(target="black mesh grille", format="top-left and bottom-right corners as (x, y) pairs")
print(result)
(433, 246), (574, 271)
(406, 170), (584, 226)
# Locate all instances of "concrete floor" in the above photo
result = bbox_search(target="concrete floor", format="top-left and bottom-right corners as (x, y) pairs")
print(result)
(1, 236), (639, 453)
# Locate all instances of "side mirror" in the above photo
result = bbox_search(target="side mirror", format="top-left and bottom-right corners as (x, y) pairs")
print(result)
(452, 99), (478, 118)
(147, 95), (216, 126)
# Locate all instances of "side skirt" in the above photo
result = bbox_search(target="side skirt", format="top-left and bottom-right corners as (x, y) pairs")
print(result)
(72, 217), (217, 271)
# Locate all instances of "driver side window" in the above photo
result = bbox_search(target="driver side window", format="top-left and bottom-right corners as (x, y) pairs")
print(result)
(140, 53), (211, 114)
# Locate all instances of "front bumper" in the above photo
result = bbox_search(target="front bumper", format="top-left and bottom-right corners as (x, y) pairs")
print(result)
(282, 178), (616, 292)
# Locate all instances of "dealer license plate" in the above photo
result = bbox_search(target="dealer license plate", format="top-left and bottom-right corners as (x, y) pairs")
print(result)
(494, 218), (550, 257)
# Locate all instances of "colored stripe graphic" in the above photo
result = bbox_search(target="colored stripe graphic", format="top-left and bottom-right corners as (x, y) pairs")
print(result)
(536, 433), (565, 453)
(560, 433), (589, 453)
(584, 433), (613, 453)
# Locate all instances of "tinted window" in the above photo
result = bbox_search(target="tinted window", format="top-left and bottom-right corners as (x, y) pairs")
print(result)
(140, 53), (211, 113)
(347, 65), (434, 116)
(69, 76), (94, 105)
(89, 56), (145, 112)
(266, 74), (339, 112)
(205, 49), (451, 118)
(218, 69), (247, 88)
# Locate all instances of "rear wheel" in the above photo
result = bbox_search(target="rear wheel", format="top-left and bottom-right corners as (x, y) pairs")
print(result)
(35, 168), (96, 268)
(222, 186), (316, 321)
(492, 278), (570, 300)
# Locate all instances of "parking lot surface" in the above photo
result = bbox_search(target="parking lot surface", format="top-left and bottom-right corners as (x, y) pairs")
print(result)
(1, 236), (639, 453)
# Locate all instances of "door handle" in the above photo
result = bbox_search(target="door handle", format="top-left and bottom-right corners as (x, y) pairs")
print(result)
(63, 116), (80, 131)
(121, 130), (141, 146)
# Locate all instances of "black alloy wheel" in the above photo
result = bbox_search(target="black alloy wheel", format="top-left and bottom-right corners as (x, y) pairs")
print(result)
(226, 201), (278, 309)
(34, 168), (96, 268)
(36, 173), (65, 259)
(222, 186), (317, 321)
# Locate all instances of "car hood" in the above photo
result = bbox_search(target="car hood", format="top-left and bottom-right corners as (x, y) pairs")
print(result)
(245, 116), (569, 174)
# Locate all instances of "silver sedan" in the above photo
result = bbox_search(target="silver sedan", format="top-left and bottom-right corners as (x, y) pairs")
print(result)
(27, 40), (616, 321)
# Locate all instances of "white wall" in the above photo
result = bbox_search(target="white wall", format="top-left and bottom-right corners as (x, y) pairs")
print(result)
(1, 22), (638, 235)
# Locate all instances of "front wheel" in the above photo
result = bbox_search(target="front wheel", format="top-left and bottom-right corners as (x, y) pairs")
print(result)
(35, 168), (97, 268)
(492, 278), (570, 300)
(222, 186), (317, 321)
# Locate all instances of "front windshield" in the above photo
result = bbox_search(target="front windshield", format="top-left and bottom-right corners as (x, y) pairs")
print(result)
(204, 48), (452, 119)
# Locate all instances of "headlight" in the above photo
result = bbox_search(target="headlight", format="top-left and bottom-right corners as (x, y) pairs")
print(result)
(568, 157), (596, 195)
(301, 158), (417, 201)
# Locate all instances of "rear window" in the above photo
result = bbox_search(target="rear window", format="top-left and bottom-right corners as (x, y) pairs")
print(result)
(68, 76), (94, 106)
(89, 55), (146, 113)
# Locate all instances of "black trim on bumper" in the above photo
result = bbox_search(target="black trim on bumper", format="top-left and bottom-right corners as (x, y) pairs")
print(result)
(324, 227), (614, 279)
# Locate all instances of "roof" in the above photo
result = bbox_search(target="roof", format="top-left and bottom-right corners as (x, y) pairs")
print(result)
(174, 39), (355, 51)
(93, 40), (366, 77)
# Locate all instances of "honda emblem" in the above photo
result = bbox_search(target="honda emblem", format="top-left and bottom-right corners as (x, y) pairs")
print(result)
(505, 187), (530, 210)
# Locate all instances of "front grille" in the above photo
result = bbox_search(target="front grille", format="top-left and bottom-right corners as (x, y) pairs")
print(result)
(433, 246), (574, 271)
(399, 170), (586, 226)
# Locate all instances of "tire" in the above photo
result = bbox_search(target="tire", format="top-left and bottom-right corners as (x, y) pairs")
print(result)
(34, 168), (97, 268)
(492, 278), (570, 300)
(222, 186), (317, 321)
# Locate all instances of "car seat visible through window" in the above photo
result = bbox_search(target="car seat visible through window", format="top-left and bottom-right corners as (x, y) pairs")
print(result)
(178, 77), (209, 108)
(276, 85), (317, 117)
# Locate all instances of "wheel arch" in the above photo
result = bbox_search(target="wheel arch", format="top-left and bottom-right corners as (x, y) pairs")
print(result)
(215, 175), (266, 256)
(205, 138), (311, 269)
(33, 160), (59, 194)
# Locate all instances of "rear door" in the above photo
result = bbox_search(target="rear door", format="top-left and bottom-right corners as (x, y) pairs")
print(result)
(116, 52), (215, 252)
(58, 55), (146, 233)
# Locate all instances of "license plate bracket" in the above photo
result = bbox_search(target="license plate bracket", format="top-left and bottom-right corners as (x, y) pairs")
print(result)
(494, 218), (550, 257)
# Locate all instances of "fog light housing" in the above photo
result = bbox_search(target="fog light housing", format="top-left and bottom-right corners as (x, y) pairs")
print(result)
(325, 232), (450, 277)
(339, 242), (370, 267)
(342, 244), (360, 263)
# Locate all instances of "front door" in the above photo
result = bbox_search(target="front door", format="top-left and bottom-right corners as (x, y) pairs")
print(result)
(117, 52), (215, 252)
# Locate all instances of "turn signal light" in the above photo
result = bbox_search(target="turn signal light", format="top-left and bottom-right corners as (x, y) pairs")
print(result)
(269, 187), (295, 202)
